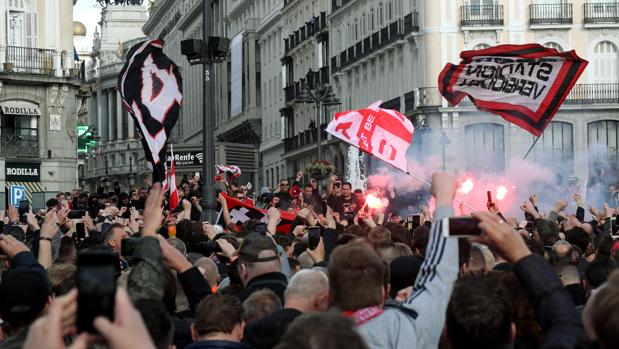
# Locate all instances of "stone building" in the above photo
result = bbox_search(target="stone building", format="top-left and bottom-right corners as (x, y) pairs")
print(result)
(0, 0), (82, 208)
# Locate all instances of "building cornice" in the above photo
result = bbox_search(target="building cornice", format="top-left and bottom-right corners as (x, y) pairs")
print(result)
(143, 0), (175, 34)
(227, 0), (254, 20)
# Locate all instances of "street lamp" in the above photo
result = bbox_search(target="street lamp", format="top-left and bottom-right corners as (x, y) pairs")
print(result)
(181, 5), (230, 223)
(439, 129), (450, 171)
(296, 71), (341, 160)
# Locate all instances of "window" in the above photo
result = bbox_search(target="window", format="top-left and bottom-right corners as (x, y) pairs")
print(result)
(543, 42), (563, 52)
(465, 123), (505, 172)
(529, 121), (574, 169)
(588, 120), (619, 167)
(468, 0), (495, 16)
(593, 41), (618, 83)
(7, 0), (38, 48)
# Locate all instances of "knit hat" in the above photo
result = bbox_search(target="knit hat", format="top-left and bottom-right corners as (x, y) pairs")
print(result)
(0, 269), (50, 326)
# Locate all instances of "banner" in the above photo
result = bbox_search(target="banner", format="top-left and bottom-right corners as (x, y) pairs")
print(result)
(118, 39), (183, 183)
(218, 194), (295, 234)
(439, 44), (587, 136)
(326, 101), (414, 172)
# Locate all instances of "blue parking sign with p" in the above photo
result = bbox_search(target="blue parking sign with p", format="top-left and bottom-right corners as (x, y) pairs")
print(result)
(10, 185), (26, 207)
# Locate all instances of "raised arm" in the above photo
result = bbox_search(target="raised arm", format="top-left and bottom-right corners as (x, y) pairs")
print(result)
(400, 173), (459, 347)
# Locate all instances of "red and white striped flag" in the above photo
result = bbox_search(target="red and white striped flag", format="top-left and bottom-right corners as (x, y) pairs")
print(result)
(169, 145), (179, 210)
(326, 101), (414, 172)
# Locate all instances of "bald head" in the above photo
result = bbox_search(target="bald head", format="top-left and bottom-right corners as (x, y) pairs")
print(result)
(553, 240), (573, 260)
(195, 257), (220, 287)
(284, 269), (329, 312)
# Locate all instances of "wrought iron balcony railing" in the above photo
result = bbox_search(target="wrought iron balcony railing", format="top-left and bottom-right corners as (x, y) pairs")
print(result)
(0, 130), (39, 157)
(564, 83), (619, 104)
(461, 5), (504, 27)
(529, 3), (573, 25)
(584, 3), (619, 24)
(5, 46), (55, 76)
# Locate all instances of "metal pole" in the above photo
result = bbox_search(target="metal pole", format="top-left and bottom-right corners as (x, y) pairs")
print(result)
(442, 144), (446, 171)
(316, 100), (322, 160)
(202, 0), (217, 222)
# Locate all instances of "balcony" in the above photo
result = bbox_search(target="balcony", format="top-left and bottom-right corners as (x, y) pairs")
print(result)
(563, 83), (619, 105)
(4, 46), (55, 76)
(460, 5), (504, 27)
(584, 3), (619, 24)
(284, 12), (328, 54)
(403, 12), (420, 34)
(1, 128), (39, 158)
(284, 124), (329, 152)
(529, 3), (572, 26)
(332, 0), (353, 12)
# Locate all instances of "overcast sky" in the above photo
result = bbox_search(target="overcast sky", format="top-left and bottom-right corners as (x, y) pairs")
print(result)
(73, 0), (102, 45)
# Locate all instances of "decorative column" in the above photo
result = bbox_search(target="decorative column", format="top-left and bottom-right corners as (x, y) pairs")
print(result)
(116, 89), (123, 140)
(107, 89), (115, 140)
(127, 109), (135, 139)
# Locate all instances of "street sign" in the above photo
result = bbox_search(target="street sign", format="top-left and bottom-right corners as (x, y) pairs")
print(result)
(10, 185), (26, 207)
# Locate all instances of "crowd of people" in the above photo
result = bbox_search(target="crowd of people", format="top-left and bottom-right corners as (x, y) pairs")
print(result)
(0, 169), (618, 349)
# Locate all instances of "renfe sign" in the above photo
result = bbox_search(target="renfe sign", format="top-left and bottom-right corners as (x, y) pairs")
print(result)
(6, 162), (41, 182)
(166, 151), (203, 167)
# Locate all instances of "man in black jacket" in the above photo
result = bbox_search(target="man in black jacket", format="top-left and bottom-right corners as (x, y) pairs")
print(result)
(446, 211), (586, 349)
(236, 233), (288, 303)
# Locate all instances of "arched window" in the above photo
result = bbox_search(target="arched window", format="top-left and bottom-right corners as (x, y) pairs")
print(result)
(543, 42), (563, 52)
(593, 41), (618, 83)
(473, 43), (491, 50)
(588, 119), (619, 168)
(465, 123), (505, 172)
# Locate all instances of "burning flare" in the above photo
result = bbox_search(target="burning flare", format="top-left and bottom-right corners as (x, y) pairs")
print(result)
(366, 193), (387, 209)
(496, 186), (508, 201)
(458, 178), (474, 195)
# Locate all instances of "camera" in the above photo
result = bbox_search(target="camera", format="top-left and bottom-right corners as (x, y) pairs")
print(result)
(77, 250), (119, 333)
(196, 241), (222, 256)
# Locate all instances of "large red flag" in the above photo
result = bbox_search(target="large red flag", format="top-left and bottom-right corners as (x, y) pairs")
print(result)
(326, 101), (414, 172)
(438, 44), (587, 136)
(217, 194), (296, 234)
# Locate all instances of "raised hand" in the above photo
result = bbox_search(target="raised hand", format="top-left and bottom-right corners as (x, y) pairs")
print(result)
(142, 183), (164, 236)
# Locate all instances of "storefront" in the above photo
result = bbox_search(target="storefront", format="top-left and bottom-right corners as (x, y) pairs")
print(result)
(4, 161), (44, 209)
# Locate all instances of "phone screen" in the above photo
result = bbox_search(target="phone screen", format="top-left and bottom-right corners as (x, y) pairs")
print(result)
(77, 251), (118, 333)
(443, 217), (482, 238)
(308, 227), (321, 250)
(76, 223), (85, 241)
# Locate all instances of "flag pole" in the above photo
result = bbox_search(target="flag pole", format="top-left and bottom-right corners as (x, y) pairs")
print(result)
(523, 136), (541, 160)
(404, 171), (477, 212)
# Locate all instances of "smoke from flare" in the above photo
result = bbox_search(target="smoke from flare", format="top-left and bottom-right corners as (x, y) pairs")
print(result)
(366, 194), (388, 209)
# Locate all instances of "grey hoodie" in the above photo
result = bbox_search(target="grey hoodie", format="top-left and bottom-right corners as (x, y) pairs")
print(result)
(357, 206), (459, 349)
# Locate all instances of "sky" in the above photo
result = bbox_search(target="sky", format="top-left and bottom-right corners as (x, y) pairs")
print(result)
(73, 0), (103, 45)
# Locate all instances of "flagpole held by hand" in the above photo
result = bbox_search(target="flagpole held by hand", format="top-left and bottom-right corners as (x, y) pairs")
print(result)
(405, 171), (477, 212)
(522, 136), (541, 161)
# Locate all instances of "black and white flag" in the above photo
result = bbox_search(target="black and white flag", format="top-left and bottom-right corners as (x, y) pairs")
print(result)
(118, 39), (183, 183)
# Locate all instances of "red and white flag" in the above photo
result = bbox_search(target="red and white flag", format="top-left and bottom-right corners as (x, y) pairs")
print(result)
(168, 145), (179, 210)
(439, 44), (587, 136)
(326, 101), (414, 172)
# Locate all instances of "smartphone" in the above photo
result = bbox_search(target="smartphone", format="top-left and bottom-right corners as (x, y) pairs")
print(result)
(121, 237), (141, 258)
(76, 222), (86, 241)
(308, 226), (321, 250)
(254, 222), (267, 235)
(68, 210), (87, 219)
(18, 200), (29, 224)
(406, 214), (421, 230)
(442, 216), (482, 238)
(77, 250), (118, 333)
(334, 181), (342, 189)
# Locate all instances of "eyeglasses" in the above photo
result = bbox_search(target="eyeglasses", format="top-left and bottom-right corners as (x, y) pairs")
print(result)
(280, 183), (289, 187)
(240, 188), (248, 191)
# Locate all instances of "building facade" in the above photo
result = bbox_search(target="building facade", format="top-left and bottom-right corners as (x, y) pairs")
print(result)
(0, 0), (82, 208)
(79, 4), (148, 192)
(143, 0), (259, 188)
(319, 0), (619, 185)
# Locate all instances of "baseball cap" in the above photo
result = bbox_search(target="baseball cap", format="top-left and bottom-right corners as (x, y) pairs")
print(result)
(0, 269), (50, 326)
(238, 233), (280, 263)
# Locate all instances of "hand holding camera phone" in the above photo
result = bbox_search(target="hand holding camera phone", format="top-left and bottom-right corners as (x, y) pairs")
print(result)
(308, 226), (321, 250)
(77, 250), (118, 333)
(442, 216), (482, 238)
